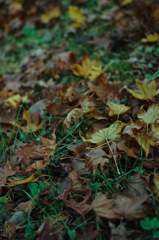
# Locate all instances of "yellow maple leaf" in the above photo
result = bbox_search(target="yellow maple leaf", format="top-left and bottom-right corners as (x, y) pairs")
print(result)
(142, 33), (159, 43)
(135, 132), (155, 158)
(68, 6), (86, 24)
(127, 80), (159, 100)
(120, 0), (132, 5)
(137, 105), (159, 128)
(107, 100), (131, 117)
(80, 121), (123, 144)
(71, 55), (102, 81)
(4, 94), (30, 109)
(40, 7), (61, 24)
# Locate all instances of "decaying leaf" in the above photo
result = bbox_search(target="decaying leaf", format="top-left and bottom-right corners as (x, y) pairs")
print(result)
(127, 80), (159, 100)
(18, 109), (43, 133)
(137, 104), (159, 128)
(4, 94), (30, 109)
(71, 55), (102, 81)
(107, 100), (131, 117)
(135, 132), (155, 158)
(8, 174), (35, 186)
(81, 121), (124, 144)
(85, 147), (109, 175)
(68, 6), (86, 26)
(91, 192), (147, 221)
(64, 108), (83, 129)
(40, 7), (61, 23)
(142, 33), (159, 42)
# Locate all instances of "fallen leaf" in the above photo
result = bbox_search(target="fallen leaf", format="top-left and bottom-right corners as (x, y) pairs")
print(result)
(127, 80), (159, 100)
(68, 6), (86, 25)
(19, 109), (43, 133)
(135, 132), (155, 158)
(137, 104), (159, 128)
(69, 170), (90, 193)
(142, 33), (159, 42)
(64, 108), (83, 129)
(4, 94), (30, 109)
(91, 192), (147, 220)
(120, 0), (132, 5)
(71, 55), (102, 81)
(85, 147), (109, 175)
(62, 189), (90, 216)
(8, 174), (35, 186)
(107, 100), (131, 117)
(0, 160), (19, 188)
(81, 121), (123, 144)
(40, 7), (61, 23)
(91, 192), (119, 220)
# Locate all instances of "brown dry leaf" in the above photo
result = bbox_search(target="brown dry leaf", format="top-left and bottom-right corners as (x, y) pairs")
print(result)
(88, 73), (122, 101)
(71, 55), (102, 81)
(80, 98), (96, 113)
(127, 80), (159, 100)
(40, 7), (61, 23)
(137, 104), (159, 128)
(19, 109), (43, 133)
(69, 170), (90, 193)
(114, 195), (147, 221)
(0, 160), (19, 187)
(123, 172), (148, 198)
(81, 121), (124, 144)
(85, 147), (109, 175)
(91, 192), (147, 221)
(16, 132), (56, 169)
(107, 100), (131, 117)
(64, 108), (83, 129)
(14, 199), (35, 215)
(91, 192), (119, 220)
(62, 189), (90, 216)
(123, 119), (143, 137)
(117, 138), (137, 158)
(135, 132), (156, 158)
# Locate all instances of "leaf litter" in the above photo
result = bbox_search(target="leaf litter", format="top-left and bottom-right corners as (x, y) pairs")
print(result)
(0, 0), (159, 239)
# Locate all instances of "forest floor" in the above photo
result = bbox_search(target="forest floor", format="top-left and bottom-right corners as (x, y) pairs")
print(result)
(0, 0), (159, 239)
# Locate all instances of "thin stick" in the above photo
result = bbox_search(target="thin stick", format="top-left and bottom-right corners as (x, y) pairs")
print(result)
(106, 138), (120, 175)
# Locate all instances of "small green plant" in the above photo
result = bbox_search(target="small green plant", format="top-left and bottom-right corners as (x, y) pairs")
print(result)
(140, 217), (159, 239)
(0, 196), (8, 223)
(25, 222), (37, 240)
